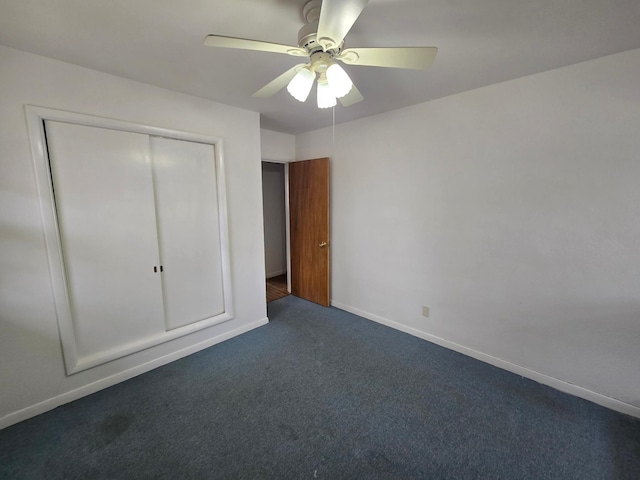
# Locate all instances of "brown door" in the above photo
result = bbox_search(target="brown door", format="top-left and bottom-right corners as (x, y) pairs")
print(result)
(289, 157), (330, 306)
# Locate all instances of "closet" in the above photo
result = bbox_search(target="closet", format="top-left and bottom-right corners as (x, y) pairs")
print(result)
(36, 113), (232, 374)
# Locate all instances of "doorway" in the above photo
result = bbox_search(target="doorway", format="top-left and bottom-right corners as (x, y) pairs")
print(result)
(261, 157), (331, 306)
(262, 161), (290, 303)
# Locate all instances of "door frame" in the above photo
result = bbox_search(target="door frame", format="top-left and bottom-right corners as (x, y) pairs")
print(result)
(261, 157), (330, 302)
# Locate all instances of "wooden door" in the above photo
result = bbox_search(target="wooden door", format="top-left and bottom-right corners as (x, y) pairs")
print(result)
(289, 157), (330, 306)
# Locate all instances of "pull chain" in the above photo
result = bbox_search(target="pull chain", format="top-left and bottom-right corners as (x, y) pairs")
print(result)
(332, 105), (335, 148)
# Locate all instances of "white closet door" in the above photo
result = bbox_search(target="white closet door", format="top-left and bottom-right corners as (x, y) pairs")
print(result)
(150, 136), (225, 330)
(45, 121), (166, 360)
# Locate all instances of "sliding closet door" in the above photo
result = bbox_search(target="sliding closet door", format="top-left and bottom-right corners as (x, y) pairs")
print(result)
(45, 121), (166, 360)
(150, 137), (225, 330)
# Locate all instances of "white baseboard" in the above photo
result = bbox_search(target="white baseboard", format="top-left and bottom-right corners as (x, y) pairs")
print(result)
(0, 317), (269, 430)
(266, 269), (286, 279)
(331, 301), (640, 419)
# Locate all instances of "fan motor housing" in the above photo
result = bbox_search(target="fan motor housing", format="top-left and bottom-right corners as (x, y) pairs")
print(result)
(298, 20), (323, 54)
(298, 0), (342, 56)
(298, 21), (343, 56)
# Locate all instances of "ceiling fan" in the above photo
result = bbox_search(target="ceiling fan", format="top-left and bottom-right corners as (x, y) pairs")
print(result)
(204, 0), (437, 109)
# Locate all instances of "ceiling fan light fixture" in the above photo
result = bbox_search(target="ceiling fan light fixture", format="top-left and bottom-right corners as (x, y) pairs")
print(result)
(326, 63), (353, 98)
(317, 76), (337, 109)
(205, 0), (439, 113)
(286, 67), (315, 102)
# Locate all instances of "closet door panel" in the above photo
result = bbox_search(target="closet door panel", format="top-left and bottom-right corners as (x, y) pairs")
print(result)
(45, 121), (166, 360)
(151, 137), (225, 330)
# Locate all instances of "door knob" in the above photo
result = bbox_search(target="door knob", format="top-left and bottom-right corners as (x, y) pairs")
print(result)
(319, 241), (328, 248)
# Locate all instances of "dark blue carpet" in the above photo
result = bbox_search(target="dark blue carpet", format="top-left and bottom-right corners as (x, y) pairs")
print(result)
(1, 295), (639, 479)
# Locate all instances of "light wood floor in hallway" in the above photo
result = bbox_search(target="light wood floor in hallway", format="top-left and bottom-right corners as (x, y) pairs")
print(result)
(266, 274), (289, 303)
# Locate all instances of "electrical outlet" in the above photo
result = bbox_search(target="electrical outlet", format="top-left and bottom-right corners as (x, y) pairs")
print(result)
(422, 305), (430, 317)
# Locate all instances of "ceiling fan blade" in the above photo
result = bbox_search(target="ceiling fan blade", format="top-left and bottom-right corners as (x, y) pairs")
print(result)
(339, 83), (364, 107)
(204, 35), (308, 57)
(338, 47), (438, 70)
(317, 0), (369, 51)
(253, 64), (309, 98)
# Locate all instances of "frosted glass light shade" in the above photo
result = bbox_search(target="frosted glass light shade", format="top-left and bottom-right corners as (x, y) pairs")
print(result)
(317, 79), (337, 109)
(326, 64), (353, 98)
(286, 68), (315, 102)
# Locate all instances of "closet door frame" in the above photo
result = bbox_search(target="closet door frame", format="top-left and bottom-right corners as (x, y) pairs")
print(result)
(26, 105), (234, 375)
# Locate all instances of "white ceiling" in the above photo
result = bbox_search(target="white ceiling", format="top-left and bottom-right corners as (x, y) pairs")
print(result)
(1, 0), (639, 134)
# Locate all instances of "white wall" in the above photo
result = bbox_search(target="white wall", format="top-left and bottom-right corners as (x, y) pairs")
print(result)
(260, 129), (295, 162)
(0, 45), (267, 428)
(262, 162), (287, 278)
(296, 48), (640, 413)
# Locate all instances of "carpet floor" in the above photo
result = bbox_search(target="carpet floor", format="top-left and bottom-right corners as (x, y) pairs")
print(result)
(1, 295), (639, 479)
